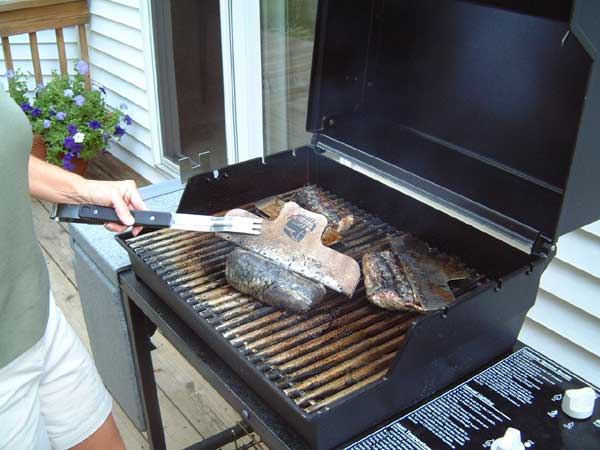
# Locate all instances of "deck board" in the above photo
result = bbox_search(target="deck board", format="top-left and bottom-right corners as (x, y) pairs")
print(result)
(29, 153), (266, 449)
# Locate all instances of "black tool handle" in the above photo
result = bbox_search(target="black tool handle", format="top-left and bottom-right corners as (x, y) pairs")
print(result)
(78, 205), (172, 228)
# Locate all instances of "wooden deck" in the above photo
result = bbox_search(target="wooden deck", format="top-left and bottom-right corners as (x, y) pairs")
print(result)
(33, 153), (266, 450)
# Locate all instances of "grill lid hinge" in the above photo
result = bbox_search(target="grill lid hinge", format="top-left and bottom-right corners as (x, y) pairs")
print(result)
(532, 234), (555, 258)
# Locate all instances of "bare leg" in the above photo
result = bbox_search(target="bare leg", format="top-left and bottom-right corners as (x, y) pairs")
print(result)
(70, 413), (126, 450)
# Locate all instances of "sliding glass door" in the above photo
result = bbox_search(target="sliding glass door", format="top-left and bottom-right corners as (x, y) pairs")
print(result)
(151, 0), (318, 173)
(151, 0), (228, 169)
(260, 0), (318, 156)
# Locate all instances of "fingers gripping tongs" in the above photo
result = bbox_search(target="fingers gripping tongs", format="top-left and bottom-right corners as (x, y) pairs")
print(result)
(50, 204), (263, 235)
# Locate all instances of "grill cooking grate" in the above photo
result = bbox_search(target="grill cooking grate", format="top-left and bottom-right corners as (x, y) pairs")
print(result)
(125, 186), (482, 414)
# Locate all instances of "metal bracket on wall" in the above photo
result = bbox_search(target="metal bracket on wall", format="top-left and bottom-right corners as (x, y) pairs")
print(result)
(178, 151), (212, 184)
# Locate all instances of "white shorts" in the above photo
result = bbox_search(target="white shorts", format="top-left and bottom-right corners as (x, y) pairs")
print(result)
(0, 293), (113, 450)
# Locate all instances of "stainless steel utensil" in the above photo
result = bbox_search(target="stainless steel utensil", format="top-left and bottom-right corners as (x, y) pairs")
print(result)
(50, 203), (262, 235)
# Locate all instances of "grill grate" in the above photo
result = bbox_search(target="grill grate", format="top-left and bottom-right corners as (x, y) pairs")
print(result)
(125, 186), (482, 414)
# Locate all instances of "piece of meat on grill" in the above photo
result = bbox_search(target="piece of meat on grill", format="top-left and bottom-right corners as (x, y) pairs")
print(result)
(363, 235), (469, 312)
(225, 248), (327, 313)
(392, 235), (469, 311)
(293, 186), (355, 234)
(362, 250), (417, 311)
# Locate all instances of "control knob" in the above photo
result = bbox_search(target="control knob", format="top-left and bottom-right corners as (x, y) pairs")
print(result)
(561, 387), (596, 420)
(491, 427), (525, 450)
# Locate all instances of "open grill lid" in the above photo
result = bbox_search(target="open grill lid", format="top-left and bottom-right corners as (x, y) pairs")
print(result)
(306, 0), (600, 255)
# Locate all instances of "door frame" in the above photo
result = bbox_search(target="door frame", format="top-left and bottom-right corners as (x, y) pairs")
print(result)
(149, 0), (265, 177)
(220, 0), (265, 164)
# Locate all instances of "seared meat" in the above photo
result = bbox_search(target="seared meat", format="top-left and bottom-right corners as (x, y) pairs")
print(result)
(225, 249), (327, 312)
(392, 235), (468, 311)
(362, 250), (416, 311)
(363, 235), (469, 312)
(293, 186), (355, 234)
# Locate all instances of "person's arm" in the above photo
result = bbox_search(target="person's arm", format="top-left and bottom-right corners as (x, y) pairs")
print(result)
(28, 155), (146, 235)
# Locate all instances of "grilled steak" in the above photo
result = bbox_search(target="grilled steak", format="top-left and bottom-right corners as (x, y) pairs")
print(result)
(292, 186), (355, 234)
(226, 248), (327, 312)
(362, 250), (416, 311)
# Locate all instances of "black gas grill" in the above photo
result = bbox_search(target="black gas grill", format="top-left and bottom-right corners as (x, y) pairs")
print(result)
(118, 1), (600, 449)
(122, 186), (486, 419)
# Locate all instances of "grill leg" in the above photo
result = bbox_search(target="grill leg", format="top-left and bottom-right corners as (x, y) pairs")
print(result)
(123, 292), (167, 450)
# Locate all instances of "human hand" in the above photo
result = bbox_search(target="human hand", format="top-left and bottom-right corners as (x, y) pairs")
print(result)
(81, 179), (147, 235)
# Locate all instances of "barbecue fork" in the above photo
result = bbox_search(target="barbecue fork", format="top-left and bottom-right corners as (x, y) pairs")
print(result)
(50, 203), (263, 235)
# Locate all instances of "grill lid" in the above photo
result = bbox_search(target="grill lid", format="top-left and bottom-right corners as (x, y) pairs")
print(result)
(306, 0), (600, 254)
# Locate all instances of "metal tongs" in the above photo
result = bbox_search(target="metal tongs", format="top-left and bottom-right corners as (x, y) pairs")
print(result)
(50, 204), (263, 235)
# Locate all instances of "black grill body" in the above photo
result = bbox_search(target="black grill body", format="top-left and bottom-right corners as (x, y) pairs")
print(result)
(118, 0), (600, 448)
(118, 147), (549, 450)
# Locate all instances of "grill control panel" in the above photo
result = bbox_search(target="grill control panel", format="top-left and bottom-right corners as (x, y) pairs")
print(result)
(344, 347), (599, 450)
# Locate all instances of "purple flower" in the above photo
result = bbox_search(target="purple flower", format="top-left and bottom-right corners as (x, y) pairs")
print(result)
(75, 60), (89, 75)
(123, 114), (132, 126)
(43, 119), (52, 129)
(64, 89), (74, 98)
(74, 95), (85, 106)
(114, 126), (125, 138)
(119, 103), (128, 110)
(67, 124), (78, 135)
(6, 69), (14, 79)
(21, 102), (32, 112)
(63, 152), (75, 170)
(72, 143), (83, 154)
(56, 111), (67, 121)
(31, 108), (42, 118)
(99, 86), (106, 95)
(63, 136), (75, 150)
(88, 120), (102, 130)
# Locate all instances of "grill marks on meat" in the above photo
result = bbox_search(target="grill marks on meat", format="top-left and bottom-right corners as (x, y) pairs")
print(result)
(393, 236), (469, 311)
(225, 249), (327, 313)
(362, 250), (416, 310)
(293, 185), (355, 234)
(363, 235), (469, 312)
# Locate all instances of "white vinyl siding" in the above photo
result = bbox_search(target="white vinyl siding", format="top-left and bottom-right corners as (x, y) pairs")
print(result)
(520, 220), (600, 387)
(0, 0), (169, 182)
(87, 0), (168, 182)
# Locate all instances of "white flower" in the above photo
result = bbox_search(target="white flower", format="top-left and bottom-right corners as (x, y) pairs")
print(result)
(64, 89), (74, 97)
(73, 132), (85, 144)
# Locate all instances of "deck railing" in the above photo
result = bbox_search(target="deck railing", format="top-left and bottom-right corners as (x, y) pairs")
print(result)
(0, 0), (90, 88)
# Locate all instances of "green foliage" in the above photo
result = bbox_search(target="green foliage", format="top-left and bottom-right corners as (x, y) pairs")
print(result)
(7, 68), (29, 106)
(6, 62), (130, 169)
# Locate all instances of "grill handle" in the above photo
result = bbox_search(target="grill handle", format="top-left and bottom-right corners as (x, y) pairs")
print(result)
(74, 204), (172, 227)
